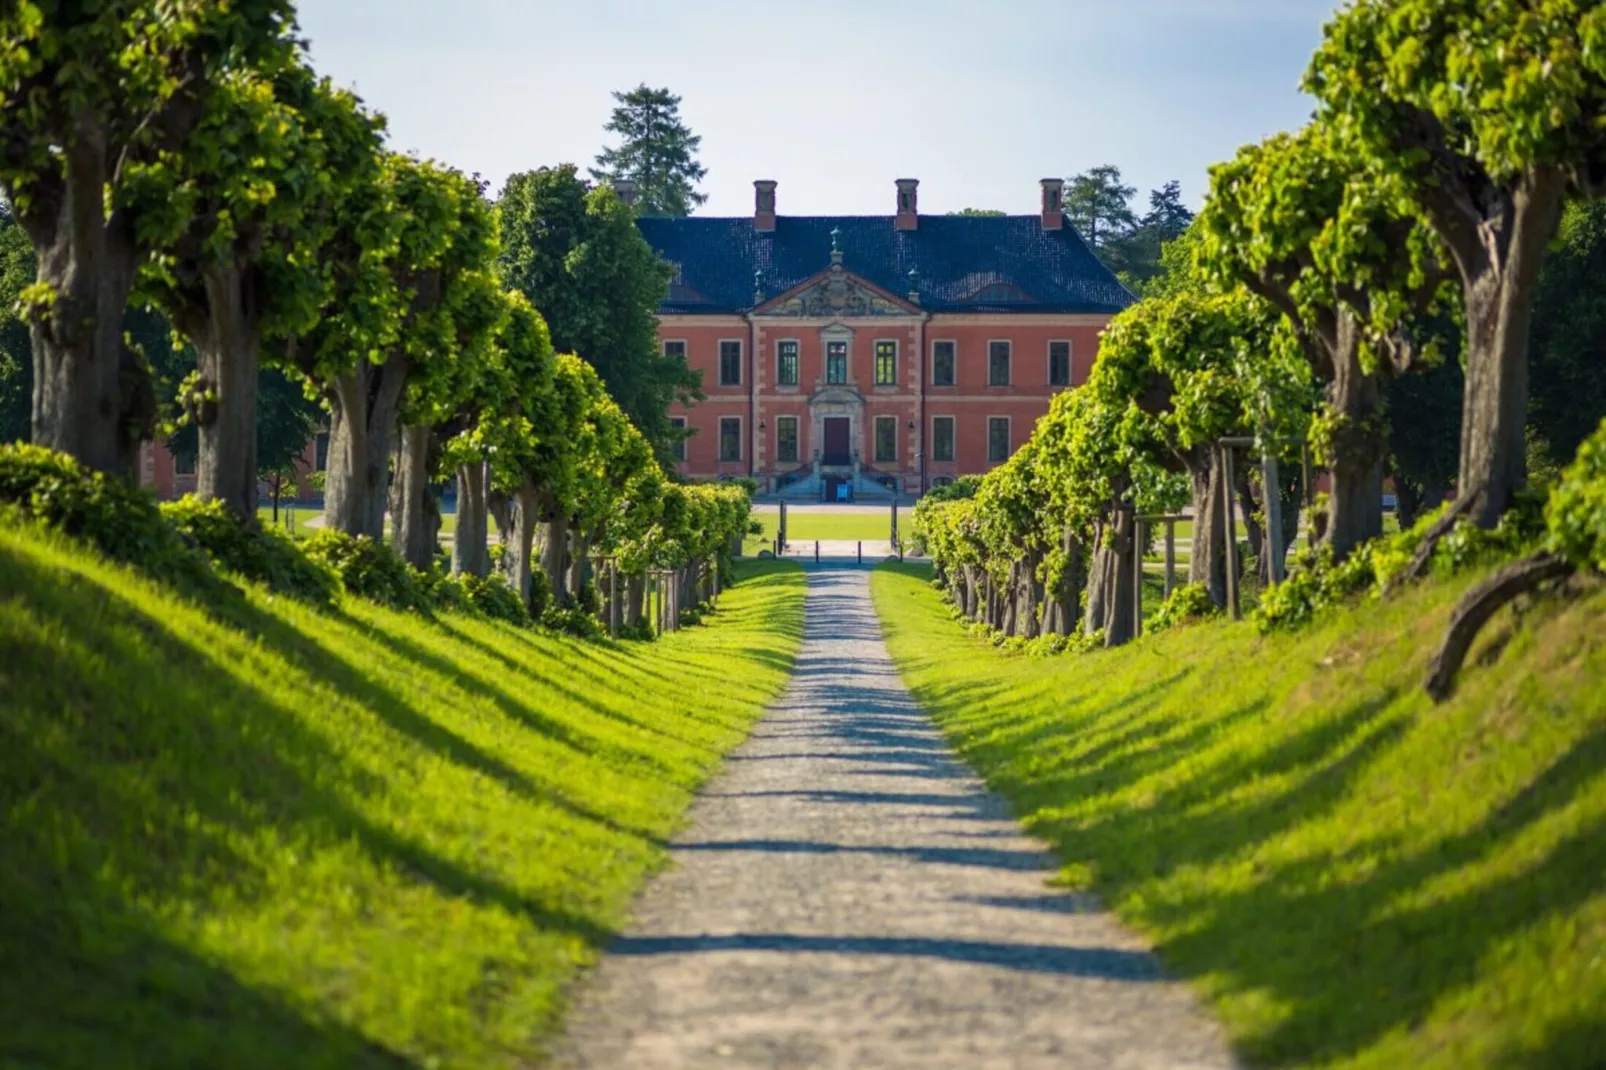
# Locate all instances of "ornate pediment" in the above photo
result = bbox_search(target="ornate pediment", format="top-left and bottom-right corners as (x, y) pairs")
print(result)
(757, 262), (918, 318)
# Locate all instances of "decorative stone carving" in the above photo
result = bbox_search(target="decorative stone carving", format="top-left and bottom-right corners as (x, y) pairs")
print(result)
(767, 263), (910, 318)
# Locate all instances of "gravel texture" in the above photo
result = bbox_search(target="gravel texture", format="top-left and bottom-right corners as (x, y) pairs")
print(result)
(550, 566), (1239, 1070)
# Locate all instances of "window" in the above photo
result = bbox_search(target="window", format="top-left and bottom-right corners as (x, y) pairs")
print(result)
(662, 339), (687, 361)
(932, 416), (955, 462)
(174, 451), (196, 476)
(988, 417), (1010, 463)
(719, 340), (742, 386)
(777, 340), (799, 386)
(874, 415), (897, 463)
(988, 341), (1011, 386)
(875, 340), (897, 386)
(1049, 340), (1071, 387)
(670, 416), (687, 462)
(776, 416), (799, 463)
(932, 340), (956, 386)
(826, 340), (848, 384)
(314, 430), (330, 472)
(719, 416), (741, 462)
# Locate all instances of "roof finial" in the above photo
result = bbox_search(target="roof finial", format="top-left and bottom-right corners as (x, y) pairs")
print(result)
(830, 226), (841, 253)
(907, 266), (921, 304)
(754, 268), (766, 303)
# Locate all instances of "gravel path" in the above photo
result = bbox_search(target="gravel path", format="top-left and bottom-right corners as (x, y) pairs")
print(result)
(550, 566), (1238, 1070)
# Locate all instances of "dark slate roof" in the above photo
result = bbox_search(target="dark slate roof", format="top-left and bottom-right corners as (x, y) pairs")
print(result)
(635, 214), (1135, 315)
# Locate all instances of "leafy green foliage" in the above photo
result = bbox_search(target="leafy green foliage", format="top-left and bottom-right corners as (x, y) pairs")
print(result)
(1149, 582), (1219, 633)
(0, 443), (216, 595)
(589, 84), (708, 218)
(301, 530), (427, 612)
(497, 165), (693, 457)
(1530, 200), (1606, 466)
(460, 572), (529, 625)
(161, 497), (337, 607)
(1545, 416), (1606, 572)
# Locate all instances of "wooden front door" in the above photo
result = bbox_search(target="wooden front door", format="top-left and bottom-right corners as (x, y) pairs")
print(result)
(822, 417), (851, 465)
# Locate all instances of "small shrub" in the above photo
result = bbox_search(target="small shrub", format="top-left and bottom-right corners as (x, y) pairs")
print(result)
(302, 530), (427, 611)
(161, 497), (338, 606)
(541, 604), (603, 639)
(0, 444), (219, 595)
(461, 573), (529, 625)
(1149, 582), (1219, 633)
(1547, 417), (1606, 570)
(416, 567), (474, 616)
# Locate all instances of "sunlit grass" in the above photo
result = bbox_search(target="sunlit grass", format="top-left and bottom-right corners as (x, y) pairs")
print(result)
(0, 523), (804, 1069)
(871, 562), (1606, 1070)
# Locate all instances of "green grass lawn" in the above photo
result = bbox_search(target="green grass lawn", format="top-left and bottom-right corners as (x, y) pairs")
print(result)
(871, 562), (1606, 1069)
(0, 523), (805, 1069)
(745, 510), (899, 554)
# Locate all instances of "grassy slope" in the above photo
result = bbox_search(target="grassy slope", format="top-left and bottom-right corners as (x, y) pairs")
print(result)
(871, 562), (1605, 1070)
(0, 524), (804, 1069)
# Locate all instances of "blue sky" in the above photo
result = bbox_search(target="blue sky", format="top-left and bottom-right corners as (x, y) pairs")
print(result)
(296, 0), (1339, 217)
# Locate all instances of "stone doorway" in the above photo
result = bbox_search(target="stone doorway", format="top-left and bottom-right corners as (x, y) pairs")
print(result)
(822, 417), (851, 466)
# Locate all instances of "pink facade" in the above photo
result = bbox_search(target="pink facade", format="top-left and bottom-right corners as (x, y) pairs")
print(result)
(640, 177), (1130, 496)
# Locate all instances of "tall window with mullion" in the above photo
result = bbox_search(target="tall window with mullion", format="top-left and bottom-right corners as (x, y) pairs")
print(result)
(988, 341), (1011, 386)
(874, 415), (897, 463)
(931, 340), (956, 386)
(719, 416), (741, 462)
(776, 340), (799, 386)
(826, 341), (848, 384)
(670, 416), (687, 461)
(719, 340), (743, 386)
(1049, 340), (1071, 387)
(987, 417), (1010, 463)
(776, 416), (799, 462)
(874, 340), (897, 386)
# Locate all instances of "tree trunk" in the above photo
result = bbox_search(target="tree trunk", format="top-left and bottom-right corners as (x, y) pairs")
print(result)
(1018, 552), (1042, 640)
(568, 526), (591, 606)
(1188, 457), (1230, 608)
(541, 513), (568, 608)
(389, 424), (436, 569)
(505, 480), (539, 611)
(1395, 475), (1424, 531)
(453, 461), (490, 577)
(324, 353), (408, 538)
(1457, 169), (1568, 529)
(1324, 319), (1388, 560)
(1084, 518), (1112, 634)
(1424, 551), (1574, 701)
(1000, 563), (1020, 636)
(1103, 506), (1137, 648)
(625, 573), (645, 628)
(23, 128), (150, 476)
(186, 262), (263, 521)
(1236, 474), (1266, 587)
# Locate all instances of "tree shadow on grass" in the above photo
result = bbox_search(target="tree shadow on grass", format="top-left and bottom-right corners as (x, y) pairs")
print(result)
(980, 663), (1606, 1068)
(0, 544), (623, 1067)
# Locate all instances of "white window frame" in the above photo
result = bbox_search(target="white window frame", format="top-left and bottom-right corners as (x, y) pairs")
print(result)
(1047, 338), (1073, 388)
(824, 337), (851, 385)
(717, 338), (744, 387)
(775, 414), (800, 463)
(987, 339), (1012, 387)
(873, 414), (898, 463)
(775, 337), (802, 388)
(987, 415), (1012, 464)
(931, 339), (957, 386)
(931, 415), (956, 463)
(662, 338), (688, 360)
(873, 338), (899, 387)
(718, 415), (743, 462)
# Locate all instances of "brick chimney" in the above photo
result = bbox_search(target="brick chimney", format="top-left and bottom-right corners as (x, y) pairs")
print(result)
(754, 180), (777, 232)
(615, 178), (638, 208)
(895, 178), (919, 231)
(1040, 177), (1064, 231)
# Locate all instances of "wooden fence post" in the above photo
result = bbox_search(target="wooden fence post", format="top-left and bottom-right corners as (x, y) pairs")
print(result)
(1164, 519), (1177, 598)
(1133, 515), (1146, 638)
(608, 560), (619, 638)
(1262, 449), (1286, 584)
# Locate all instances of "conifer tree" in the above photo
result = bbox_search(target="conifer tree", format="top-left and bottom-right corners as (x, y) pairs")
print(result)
(590, 85), (708, 218)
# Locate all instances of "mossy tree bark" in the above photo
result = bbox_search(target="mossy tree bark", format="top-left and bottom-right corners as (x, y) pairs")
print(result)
(452, 462), (490, 578)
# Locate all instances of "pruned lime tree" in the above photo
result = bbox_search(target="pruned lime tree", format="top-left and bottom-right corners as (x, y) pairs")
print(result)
(0, 0), (297, 475)
(1306, 0), (1606, 529)
(1197, 120), (1452, 558)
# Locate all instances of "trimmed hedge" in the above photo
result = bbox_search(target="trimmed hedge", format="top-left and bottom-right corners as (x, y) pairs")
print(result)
(162, 497), (339, 607)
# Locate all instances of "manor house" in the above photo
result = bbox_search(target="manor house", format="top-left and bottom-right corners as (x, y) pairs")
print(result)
(634, 177), (1133, 499)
